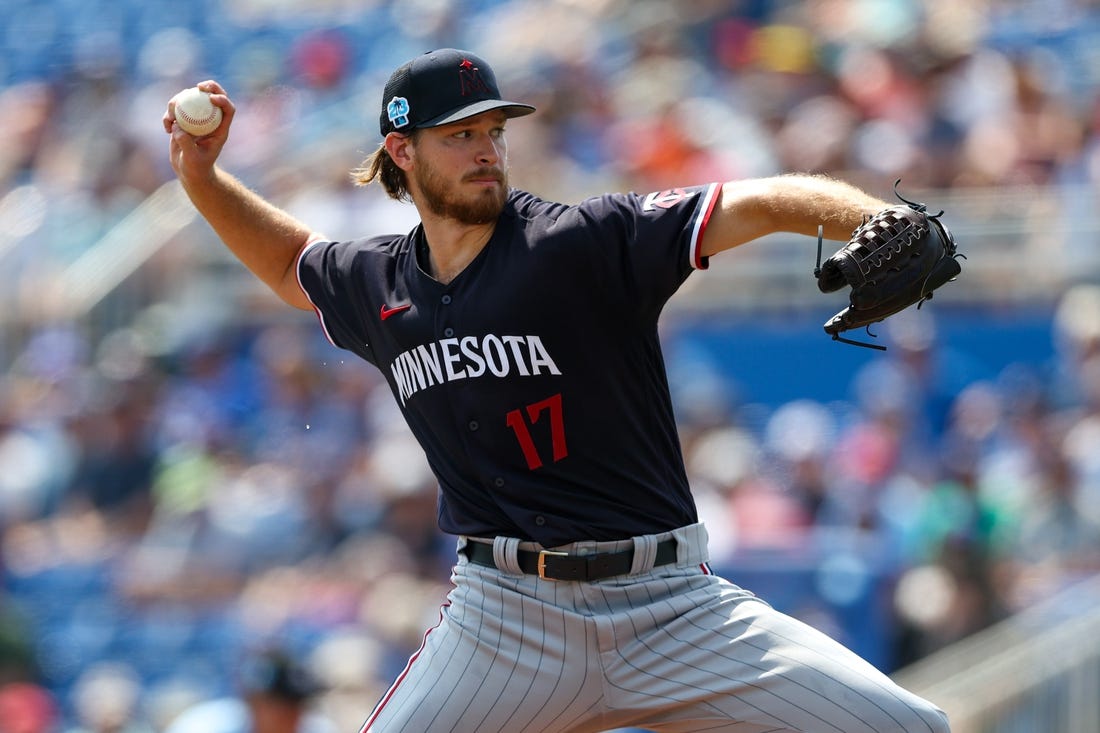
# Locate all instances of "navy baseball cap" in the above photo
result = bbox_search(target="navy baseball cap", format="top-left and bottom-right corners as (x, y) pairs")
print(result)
(379, 48), (535, 136)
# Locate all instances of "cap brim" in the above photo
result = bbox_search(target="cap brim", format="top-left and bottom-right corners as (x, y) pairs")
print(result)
(419, 100), (535, 128)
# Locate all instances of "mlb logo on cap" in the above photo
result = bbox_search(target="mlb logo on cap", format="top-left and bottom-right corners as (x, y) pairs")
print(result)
(378, 48), (535, 136)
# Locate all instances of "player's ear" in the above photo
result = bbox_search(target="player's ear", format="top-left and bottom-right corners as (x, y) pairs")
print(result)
(384, 132), (415, 171)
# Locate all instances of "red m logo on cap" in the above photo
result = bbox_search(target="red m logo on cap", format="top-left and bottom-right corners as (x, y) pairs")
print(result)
(458, 58), (491, 96)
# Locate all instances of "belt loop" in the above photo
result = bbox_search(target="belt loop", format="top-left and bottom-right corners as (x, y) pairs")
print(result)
(674, 523), (710, 566)
(630, 533), (658, 575)
(493, 536), (523, 575)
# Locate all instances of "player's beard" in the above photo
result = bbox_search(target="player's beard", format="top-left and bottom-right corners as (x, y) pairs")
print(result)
(415, 160), (509, 225)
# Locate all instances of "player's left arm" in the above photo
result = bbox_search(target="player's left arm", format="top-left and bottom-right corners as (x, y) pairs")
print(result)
(698, 174), (888, 257)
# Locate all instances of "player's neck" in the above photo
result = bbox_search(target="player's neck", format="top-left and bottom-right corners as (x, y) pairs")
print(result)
(420, 219), (495, 285)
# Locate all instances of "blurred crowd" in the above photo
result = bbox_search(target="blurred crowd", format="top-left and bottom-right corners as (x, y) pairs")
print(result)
(1, 0), (1100, 730)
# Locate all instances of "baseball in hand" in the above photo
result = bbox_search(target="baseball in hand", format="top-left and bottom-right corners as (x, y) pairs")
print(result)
(172, 87), (223, 136)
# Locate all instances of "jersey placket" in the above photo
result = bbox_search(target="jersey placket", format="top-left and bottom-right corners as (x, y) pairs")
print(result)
(434, 288), (508, 496)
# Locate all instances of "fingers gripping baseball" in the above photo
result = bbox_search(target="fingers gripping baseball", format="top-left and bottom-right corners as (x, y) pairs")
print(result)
(164, 81), (231, 135)
(164, 81), (234, 179)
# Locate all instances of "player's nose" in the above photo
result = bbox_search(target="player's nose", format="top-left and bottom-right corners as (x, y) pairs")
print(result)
(473, 134), (502, 165)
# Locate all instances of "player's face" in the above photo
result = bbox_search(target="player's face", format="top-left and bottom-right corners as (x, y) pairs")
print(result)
(411, 111), (510, 225)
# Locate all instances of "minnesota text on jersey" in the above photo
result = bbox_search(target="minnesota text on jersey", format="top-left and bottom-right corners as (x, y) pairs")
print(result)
(390, 333), (562, 405)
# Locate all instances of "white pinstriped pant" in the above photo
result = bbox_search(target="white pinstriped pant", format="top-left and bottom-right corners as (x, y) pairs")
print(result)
(359, 523), (950, 733)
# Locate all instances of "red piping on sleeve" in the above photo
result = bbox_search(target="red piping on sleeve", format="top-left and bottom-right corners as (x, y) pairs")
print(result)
(690, 182), (722, 270)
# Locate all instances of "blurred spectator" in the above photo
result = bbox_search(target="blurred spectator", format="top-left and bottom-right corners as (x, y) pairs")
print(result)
(65, 662), (152, 733)
(163, 648), (335, 733)
(65, 386), (158, 535)
(0, 597), (37, 685)
(0, 682), (58, 733)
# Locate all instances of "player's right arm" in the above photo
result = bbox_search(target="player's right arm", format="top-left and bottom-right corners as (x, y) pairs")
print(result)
(164, 80), (314, 311)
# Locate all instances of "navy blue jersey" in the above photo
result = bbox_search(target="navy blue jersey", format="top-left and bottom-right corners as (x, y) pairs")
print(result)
(297, 184), (721, 546)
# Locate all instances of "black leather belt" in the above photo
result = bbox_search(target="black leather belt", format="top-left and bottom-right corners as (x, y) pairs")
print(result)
(463, 539), (678, 581)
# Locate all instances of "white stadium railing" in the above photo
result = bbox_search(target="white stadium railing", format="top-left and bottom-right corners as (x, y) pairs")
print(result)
(892, 573), (1100, 733)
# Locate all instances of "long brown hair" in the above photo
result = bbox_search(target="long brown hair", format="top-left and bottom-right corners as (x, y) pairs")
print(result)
(350, 132), (418, 202)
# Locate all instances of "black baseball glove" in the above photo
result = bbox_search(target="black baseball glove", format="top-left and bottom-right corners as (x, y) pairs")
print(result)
(815, 181), (963, 350)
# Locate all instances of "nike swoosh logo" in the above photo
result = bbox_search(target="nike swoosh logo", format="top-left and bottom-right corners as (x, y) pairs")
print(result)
(380, 303), (412, 321)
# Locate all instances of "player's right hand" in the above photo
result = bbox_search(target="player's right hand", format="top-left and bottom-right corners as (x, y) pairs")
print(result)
(164, 80), (234, 183)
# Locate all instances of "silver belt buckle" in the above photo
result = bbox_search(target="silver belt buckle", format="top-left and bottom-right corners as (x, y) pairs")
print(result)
(537, 550), (569, 580)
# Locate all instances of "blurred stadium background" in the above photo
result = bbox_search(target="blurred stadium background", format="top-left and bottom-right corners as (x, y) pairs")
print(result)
(0, 0), (1099, 731)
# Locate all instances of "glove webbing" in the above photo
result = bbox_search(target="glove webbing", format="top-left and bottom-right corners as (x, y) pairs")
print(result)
(815, 224), (887, 351)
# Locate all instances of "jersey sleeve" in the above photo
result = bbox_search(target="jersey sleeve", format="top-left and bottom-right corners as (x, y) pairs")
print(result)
(295, 238), (378, 363)
(570, 183), (721, 319)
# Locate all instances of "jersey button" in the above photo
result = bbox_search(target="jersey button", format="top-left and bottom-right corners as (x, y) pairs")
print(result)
(441, 294), (452, 305)
(493, 477), (505, 488)
(535, 515), (546, 526)
(443, 327), (455, 337)
(468, 420), (479, 431)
